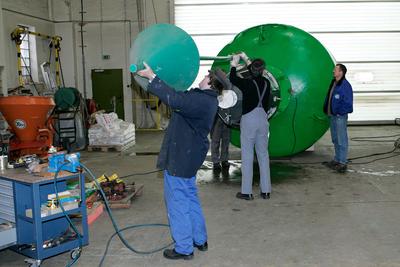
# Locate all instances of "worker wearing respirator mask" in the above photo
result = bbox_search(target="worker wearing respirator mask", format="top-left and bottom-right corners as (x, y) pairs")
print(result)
(138, 63), (230, 260)
(229, 53), (272, 201)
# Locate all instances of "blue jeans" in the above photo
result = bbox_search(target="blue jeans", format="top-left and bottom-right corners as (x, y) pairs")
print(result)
(164, 171), (207, 255)
(329, 115), (349, 164)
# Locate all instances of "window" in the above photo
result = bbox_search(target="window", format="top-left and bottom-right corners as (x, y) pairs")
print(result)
(17, 25), (37, 85)
(19, 26), (31, 84)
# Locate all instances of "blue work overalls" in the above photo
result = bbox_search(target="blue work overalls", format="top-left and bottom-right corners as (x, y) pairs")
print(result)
(164, 171), (207, 255)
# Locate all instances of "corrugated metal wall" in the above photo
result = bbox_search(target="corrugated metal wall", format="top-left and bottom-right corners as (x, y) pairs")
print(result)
(174, 0), (400, 122)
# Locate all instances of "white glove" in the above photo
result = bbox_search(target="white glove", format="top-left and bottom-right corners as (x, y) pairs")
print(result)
(230, 54), (240, 67)
(239, 52), (251, 65)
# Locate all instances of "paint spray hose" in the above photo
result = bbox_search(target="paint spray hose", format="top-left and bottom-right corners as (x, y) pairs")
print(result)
(53, 162), (173, 267)
(53, 163), (83, 267)
(80, 163), (173, 266)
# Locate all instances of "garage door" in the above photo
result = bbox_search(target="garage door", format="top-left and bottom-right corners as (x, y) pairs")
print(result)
(173, 0), (400, 123)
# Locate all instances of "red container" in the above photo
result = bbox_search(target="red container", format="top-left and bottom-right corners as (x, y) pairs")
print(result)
(0, 96), (55, 158)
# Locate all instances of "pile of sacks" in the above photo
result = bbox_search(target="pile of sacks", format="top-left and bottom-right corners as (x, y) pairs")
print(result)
(88, 112), (135, 146)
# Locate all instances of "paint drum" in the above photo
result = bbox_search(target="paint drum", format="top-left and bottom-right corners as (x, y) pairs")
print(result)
(218, 85), (243, 128)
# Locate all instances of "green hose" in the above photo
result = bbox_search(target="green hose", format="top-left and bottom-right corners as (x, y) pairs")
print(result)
(79, 163), (173, 267)
(53, 162), (173, 267)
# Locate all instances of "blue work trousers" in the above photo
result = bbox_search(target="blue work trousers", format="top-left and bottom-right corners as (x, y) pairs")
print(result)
(164, 171), (207, 255)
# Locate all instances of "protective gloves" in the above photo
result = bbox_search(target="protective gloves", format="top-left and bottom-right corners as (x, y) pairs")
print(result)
(230, 54), (241, 67)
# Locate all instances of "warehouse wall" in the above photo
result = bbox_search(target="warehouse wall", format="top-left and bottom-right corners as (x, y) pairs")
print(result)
(0, 0), (171, 122)
(0, 0), (5, 95)
(52, 0), (171, 122)
(1, 0), (54, 93)
(174, 0), (400, 123)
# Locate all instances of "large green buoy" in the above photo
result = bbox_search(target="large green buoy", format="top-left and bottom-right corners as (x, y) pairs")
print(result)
(212, 24), (335, 157)
(130, 23), (335, 157)
(129, 23), (200, 91)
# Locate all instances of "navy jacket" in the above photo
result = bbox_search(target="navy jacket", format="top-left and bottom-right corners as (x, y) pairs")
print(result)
(148, 77), (218, 178)
(324, 78), (353, 116)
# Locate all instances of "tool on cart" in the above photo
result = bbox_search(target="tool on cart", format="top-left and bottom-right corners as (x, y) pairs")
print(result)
(48, 152), (80, 173)
(7, 154), (40, 169)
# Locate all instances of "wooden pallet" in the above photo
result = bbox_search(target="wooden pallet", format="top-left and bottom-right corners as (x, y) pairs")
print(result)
(108, 184), (144, 209)
(87, 202), (104, 225)
(87, 142), (135, 152)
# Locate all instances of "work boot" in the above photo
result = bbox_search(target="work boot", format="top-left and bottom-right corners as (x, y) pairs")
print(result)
(221, 161), (230, 169)
(260, 192), (270, 199)
(163, 249), (193, 260)
(334, 163), (348, 173)
(322, 160), (339, 170)
(213, 163), (222, 171)
(194, 241), (208, 252)
(236, 192), (254, 200)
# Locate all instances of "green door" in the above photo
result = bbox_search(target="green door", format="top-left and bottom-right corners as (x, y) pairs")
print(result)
(91, 69), (125, 119)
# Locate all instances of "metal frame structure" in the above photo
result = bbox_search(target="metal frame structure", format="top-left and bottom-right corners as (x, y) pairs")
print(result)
(10, 26), (63, 88)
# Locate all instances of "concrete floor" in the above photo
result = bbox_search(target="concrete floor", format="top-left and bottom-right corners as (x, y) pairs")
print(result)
(1, 126), (400, 267)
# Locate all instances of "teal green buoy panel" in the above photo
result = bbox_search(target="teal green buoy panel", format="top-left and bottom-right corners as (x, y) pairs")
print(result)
(212, 24), (335, 157)
(130, 24), (200, 91)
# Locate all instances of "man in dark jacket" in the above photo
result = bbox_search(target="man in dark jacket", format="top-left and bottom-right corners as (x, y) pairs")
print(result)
(323, 63), (353, 173)
(138, 63), (228, 260)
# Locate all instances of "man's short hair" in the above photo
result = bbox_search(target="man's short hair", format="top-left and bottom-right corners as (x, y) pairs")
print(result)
(249, 58), (265, 77)
(336, 63), (347, 76)
(210, 76), (224, 95)
(209, 68), (230, 95)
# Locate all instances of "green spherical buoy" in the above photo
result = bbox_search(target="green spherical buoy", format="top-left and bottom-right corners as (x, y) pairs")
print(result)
(130, 24), (200, 91)
(212, 24), (335, 157)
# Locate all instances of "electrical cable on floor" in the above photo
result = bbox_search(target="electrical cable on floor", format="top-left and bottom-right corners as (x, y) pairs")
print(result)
(288, 144), (398, 165)
(79, 163), (173, 267)
(347, 147), (397, 161)
(289, 147), (398, 165)
(286, 107), (400, 165)
(53, 163), (171, 267)
(351, 133), (400, 143)
(348, 152), (400, 165)
(119, 169), (162, 179)
(99, 223), (170, 267)
(53, 163), (83, 267)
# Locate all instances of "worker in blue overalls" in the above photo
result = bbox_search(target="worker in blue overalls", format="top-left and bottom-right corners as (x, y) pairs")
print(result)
(229, 54), (272, 200)
(138, 63), (230, 260)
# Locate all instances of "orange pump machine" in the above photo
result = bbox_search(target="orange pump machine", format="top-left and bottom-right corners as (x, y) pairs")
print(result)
(0, 96), (55, 158)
